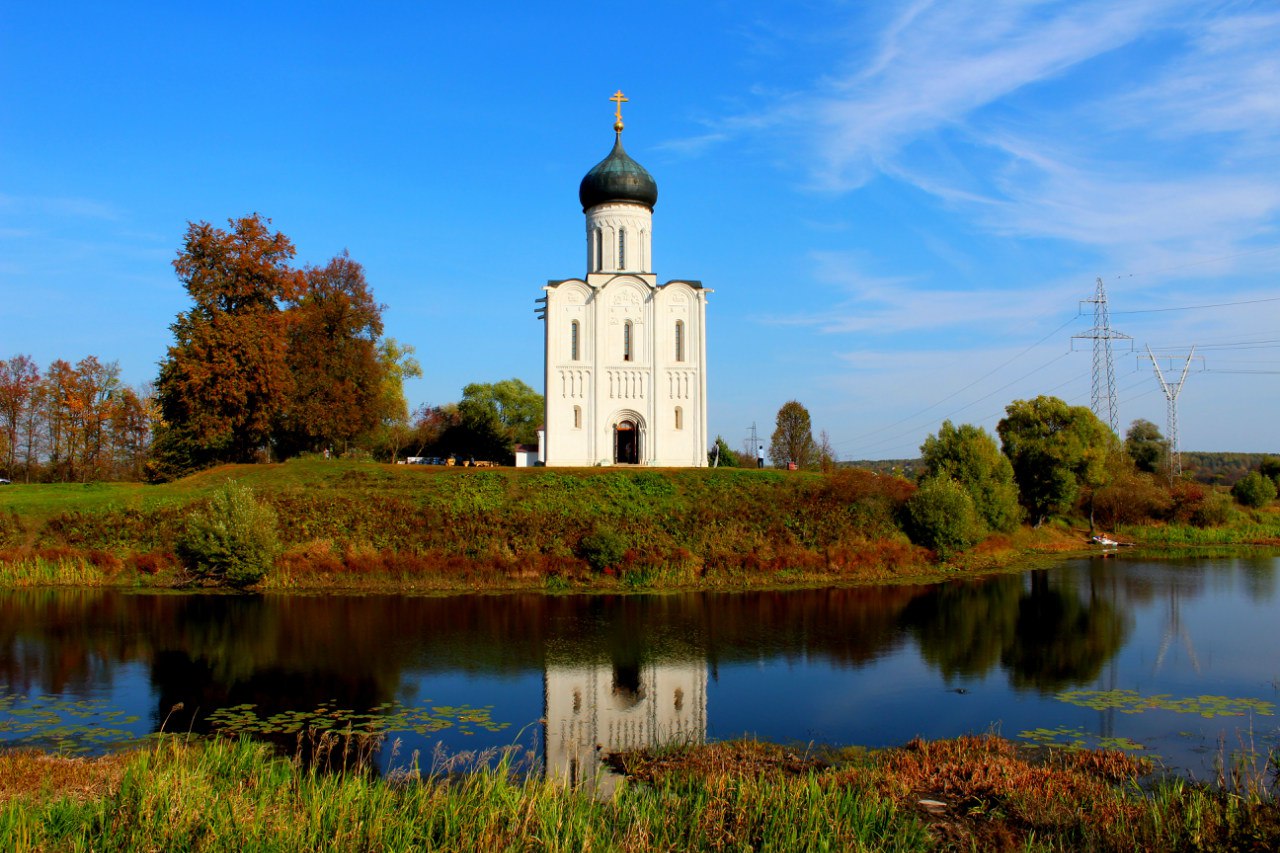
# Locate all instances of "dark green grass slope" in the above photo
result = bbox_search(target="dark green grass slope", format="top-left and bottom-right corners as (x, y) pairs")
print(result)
(1, 459), (928, 586)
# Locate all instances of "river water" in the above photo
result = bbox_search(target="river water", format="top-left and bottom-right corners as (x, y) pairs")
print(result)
(2, 554), (1277, 788)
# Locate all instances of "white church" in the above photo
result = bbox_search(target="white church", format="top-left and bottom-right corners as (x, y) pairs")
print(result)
(536, 92), (710, 467)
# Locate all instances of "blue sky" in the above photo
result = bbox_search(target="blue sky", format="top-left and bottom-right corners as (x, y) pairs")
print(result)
(3, 1), (1277, 458)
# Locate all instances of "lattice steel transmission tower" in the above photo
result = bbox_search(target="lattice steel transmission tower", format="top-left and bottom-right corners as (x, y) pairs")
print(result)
(1145, 345), (1198, 483)
(1072, 277), (1131, 434)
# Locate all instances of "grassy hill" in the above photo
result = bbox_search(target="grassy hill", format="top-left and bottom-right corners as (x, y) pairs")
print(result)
(1, 459), (937, 590)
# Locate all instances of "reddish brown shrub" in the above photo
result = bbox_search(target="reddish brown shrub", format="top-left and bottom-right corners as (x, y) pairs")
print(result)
(85, 550), (122, 575)
(1168, 481), (1207, 524)
(1093, 470), (1172, 528)
(128, 551), (175, 575)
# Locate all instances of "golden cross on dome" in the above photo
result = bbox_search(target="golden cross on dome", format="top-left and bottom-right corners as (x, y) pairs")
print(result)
(610, 89), (628, 131)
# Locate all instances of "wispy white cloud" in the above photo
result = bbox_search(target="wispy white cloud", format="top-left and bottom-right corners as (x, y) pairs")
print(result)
(757, 250), (1083, 335)
(804, 0), (1177, 190)
(0, 193), (121, 221)
(727, 1), (1280, 267)
(1112, 8), (1280, 141)
(653, 132), (730, 156)
(911, 137), (1280, 250)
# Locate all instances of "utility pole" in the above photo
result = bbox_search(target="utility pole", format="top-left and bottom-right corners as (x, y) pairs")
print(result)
(1144, 345), (1198, 483)
(1072, 277), (1131, 434)
(747, 422), (763, 469)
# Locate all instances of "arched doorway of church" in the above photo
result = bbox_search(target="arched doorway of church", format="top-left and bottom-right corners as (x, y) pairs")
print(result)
(614, 420), (639, 465)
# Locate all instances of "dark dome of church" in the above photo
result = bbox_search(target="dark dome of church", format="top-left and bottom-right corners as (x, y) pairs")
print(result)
(578, 134), (658, 211)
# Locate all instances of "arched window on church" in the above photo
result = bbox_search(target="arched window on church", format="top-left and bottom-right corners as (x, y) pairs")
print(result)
(573, 405), (582, 429)
(618, 229), (626, 270)
(570, 320), (580, 360)
(674, 320), (685, 362)
(623, 321), (633, 362)
(674, 406), (683, 430)
(594, 230), (603, 272)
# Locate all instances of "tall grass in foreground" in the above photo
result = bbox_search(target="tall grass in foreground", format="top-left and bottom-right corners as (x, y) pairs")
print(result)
(3, 735), (1278, 851)
(0, 737), (924, 852)
(0, 557), (126, 587)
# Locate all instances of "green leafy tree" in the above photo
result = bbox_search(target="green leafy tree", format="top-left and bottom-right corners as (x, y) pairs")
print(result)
(278, 252), (385, 457)
(176, 481), (280, 588)
(997, 396), (1118, 525)
(1124, 419), (1167, 475)
(1260, 456), (1280, 490)
(769, 400), (817, 469)
(460, 379), (544, 446)
(920, 420), (1021, 533)
(439, 378), (544, 462)
(430, 380), (542, 462)
(904, 476), (983, 559)
(1232, 470), (1277, 508)
(708, 435), (741, 467)
(154, 214), (299, 473)
(366, 338), (423, 463)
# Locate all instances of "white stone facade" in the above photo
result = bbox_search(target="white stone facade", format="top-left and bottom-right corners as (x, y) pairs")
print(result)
(539, 173), (709, 466)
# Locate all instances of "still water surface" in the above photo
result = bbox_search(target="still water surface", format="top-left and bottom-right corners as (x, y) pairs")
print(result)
(2, 554), (1277, 785)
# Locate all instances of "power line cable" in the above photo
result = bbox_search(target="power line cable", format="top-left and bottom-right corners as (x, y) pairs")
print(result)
(846, 351), (1081, 459)
(833, 313), (1080, 451)
(1110, 244), (1280, 279)
(1111, 296), (1280, 315)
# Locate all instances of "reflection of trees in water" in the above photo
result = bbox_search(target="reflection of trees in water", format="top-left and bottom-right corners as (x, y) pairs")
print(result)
(1001, 571), (1129, 692)
(698, 587), (924, 670)
(6, 556), (1277, 731)
(902, 576), (1023, 680)
(903, 569), (1131, 692)
(1235, 556), (1277, 601)
(0, 589), (163, 696)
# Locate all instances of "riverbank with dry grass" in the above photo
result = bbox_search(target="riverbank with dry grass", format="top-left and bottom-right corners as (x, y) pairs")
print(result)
(2, 734), (1276, 851)
(1, 457), (1275, 593)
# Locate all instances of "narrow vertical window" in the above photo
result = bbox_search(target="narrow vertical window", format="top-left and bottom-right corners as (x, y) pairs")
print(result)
(573, 406), (582, 429)
(675, 407), (683, 430)
(594, 230), (603, 271)
(618, 229), (626, 270)
(570, 320), (580, 360)
(675, 320), (685, 362)
(623, 321), (633, 361)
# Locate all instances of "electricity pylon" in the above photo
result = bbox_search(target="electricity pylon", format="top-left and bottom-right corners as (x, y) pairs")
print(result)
(1072, 277), (1131, 434)
(1145, 345), (1198, 483)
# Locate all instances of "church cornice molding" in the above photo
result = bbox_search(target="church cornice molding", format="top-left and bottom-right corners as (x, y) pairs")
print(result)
(588, 273), (658, 290)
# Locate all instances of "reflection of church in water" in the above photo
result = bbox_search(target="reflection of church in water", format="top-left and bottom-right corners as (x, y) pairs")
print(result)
(543, 655), (707, 795)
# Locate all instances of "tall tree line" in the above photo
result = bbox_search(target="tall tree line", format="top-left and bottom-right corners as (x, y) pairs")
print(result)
(0, 354), (153, 482)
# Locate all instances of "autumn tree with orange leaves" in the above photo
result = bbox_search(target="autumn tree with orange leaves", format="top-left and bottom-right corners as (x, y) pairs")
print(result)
(276, 251), (385, 457)
(152, 214), (300, 474)
(149, 214), (399, 478)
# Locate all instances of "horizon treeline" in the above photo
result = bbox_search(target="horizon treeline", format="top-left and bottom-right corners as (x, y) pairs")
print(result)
(0, 354), (152, 483)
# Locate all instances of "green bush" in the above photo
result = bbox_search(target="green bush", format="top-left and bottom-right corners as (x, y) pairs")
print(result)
(578, 526), (627, 572)
(176, 481), (280, 588)
(1192, 490), (1235, 527)
(903, 476), (982, 559)
(1231, 471), (1277, 508)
